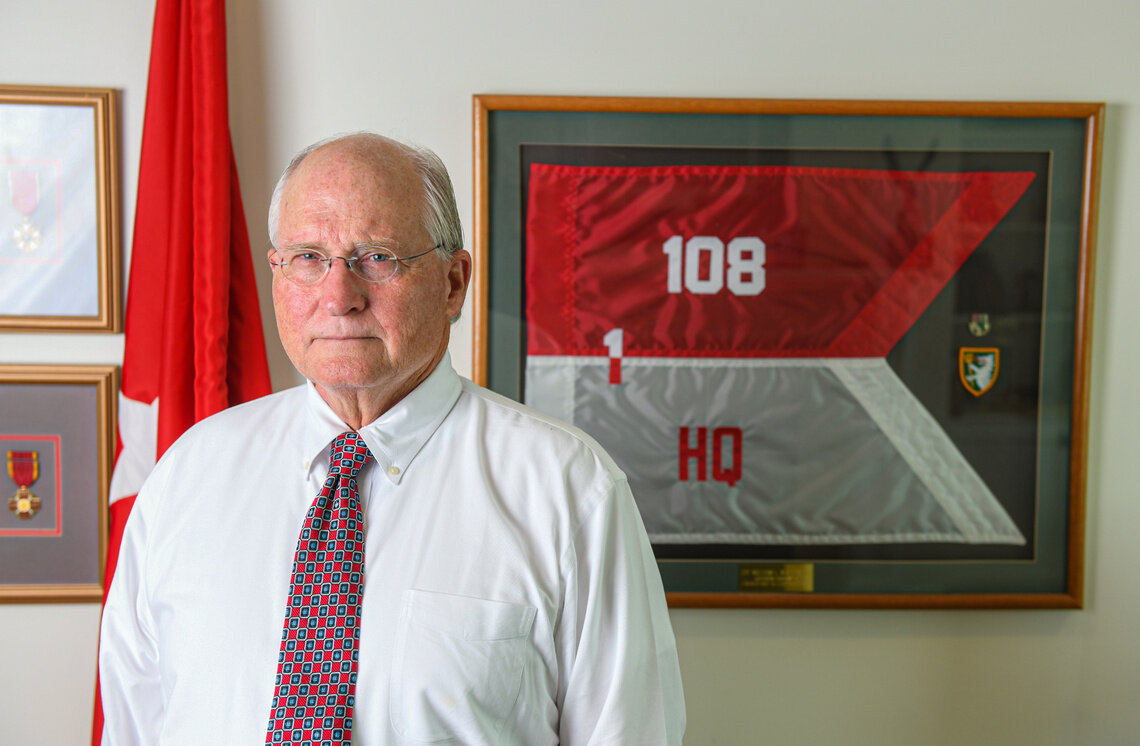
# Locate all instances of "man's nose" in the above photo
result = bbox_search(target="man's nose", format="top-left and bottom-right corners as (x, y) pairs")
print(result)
(321, 258), (369, 314)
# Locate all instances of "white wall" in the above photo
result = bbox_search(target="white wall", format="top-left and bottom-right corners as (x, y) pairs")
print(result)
(2, 1), (1138, 743)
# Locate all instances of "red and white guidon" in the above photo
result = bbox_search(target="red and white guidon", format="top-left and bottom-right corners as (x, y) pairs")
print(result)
(525, 163), (1034, 546)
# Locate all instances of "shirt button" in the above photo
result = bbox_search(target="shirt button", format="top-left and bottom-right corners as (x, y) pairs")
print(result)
(387, 465), (400, 476)
(303, 459), (311, 471)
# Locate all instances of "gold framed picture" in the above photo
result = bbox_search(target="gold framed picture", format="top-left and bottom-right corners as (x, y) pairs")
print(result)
(473, 95), (1101, 608)
(0, 84), (121, 332)
(0, 364), (116, 601)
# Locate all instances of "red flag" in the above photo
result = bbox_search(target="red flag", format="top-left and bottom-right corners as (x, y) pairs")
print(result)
(91, 0), (272, 741)
(526, 164), (1035, 359)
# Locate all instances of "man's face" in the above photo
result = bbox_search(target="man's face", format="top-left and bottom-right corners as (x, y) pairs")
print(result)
(270, 142), (469, 411)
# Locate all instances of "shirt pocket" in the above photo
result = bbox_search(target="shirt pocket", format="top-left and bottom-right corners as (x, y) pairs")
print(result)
(390, 589), (537, 743)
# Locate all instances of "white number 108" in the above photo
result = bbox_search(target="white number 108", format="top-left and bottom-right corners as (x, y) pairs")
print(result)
(662, 235), (766, 296)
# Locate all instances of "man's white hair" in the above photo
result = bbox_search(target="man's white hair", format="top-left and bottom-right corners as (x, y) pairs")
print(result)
(266, 132), (463, 261)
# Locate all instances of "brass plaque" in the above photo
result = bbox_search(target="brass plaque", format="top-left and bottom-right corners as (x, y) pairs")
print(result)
(738, 563), (814, 592)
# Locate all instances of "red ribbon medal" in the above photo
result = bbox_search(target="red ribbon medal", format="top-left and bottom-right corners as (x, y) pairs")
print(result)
(7, 450), (41, 519)
(8, 170), (42, 254)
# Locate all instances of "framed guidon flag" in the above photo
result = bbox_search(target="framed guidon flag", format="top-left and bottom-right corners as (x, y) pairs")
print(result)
(473, 95), (1102, 608)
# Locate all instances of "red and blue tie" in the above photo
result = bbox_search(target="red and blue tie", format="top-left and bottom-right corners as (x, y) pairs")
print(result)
(267, 432), (371, 745)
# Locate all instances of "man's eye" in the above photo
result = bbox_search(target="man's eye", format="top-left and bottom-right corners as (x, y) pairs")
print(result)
(361, 252), (393, 264)
(291, 252), (322, 264)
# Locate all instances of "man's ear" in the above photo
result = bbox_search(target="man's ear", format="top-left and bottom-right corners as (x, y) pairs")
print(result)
(444, 249), (472, 319)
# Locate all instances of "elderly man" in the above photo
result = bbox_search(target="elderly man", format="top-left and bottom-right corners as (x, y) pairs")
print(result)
(99, 133), (685, 744)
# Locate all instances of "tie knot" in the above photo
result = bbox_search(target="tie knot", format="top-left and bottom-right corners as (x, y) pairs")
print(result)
(329, 432), (372, 479)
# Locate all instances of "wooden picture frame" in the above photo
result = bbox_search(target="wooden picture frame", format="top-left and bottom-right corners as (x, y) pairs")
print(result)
(0, 84), (121, 332)
(0, 365), (116, 602)
(473, 95), (1101, 608)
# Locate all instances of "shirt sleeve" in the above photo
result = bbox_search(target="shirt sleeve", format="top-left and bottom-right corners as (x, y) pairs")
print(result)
(98, 475), (164, 745)
(557, 475), (686, 745)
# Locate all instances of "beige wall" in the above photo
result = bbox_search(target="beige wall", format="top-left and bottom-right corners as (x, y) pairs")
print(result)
(2, 1), (1139, 743)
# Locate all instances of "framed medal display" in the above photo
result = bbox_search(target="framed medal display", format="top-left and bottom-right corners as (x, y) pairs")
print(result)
(0, 84), (121, 332)
(0, 365), (115, 602)
(473, 95), (1102, 609)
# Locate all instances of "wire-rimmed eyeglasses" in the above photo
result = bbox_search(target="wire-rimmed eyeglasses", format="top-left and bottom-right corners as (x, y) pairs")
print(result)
(269, 245), (440, 285)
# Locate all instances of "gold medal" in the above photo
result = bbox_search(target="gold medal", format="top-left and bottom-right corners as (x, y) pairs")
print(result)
(7, 450), (41, 519)
(968, 312), (991, 337)
(8, 171), (42, 254)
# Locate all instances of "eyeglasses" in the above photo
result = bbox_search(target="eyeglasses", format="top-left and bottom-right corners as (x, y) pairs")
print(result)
(269, 245), (440, 285)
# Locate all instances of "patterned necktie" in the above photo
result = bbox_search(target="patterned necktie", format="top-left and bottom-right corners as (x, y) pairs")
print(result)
(267, 432), (372, 745)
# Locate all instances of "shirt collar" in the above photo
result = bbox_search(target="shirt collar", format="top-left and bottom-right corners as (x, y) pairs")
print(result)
(302, 351), (463, 485)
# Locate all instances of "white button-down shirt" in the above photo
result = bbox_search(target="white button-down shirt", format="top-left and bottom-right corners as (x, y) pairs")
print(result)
(99, 354), (685, 744)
